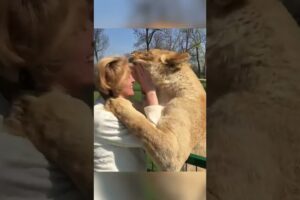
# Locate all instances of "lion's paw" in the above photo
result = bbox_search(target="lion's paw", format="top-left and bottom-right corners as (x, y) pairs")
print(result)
(105, 97), (133, 115)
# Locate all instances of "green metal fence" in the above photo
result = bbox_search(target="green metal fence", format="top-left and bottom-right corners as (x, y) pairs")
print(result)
(184, 154), (206, 171)
(147, 154), (206, 172)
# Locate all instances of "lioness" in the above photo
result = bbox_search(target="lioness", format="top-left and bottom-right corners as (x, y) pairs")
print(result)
(207, 0), (300, 199)
(4, 90), (93, 198)
(105, 49), (206, 171)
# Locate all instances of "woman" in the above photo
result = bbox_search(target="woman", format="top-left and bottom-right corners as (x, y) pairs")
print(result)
(0, 0), (93, 199)
(94, 56), (163, 172)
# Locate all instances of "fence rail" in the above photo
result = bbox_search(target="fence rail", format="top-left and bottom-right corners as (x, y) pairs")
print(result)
(147, 154), (206, 171)
(186, 154), (206, 168)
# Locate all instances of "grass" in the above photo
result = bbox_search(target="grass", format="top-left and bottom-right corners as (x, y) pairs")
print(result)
(94, 91), (100, 102)
(131, 83), (143, 102)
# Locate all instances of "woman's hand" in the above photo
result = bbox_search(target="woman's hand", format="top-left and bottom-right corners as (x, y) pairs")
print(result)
(132, 64), (155, 93)
(132, 64), (158, 106)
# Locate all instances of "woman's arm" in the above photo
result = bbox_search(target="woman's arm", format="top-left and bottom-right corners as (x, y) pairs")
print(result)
(132, 64), (158, 106)
(144, 90), (158, 106)
(144, 104), (164, 125)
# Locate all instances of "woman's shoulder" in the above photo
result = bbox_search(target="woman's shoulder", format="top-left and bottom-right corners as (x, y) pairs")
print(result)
(94, 99), (112, 113)
(0, 116), (82, 199)
(94, 98), (108, 113)
(94, 99), (119, 124)
(94, 97), (105, 108)
(94, 101), (104, 111)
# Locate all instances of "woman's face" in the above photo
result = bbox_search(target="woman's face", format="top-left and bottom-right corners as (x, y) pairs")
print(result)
(119, 68), (135, 98)
(53, 20), (94, 107)
(56, 20), (94, 95)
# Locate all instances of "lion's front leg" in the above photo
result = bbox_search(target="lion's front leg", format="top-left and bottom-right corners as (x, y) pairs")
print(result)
(4, 91), (93, 198)
(105, 97), (181, 171)
(105, 97), (147, 127)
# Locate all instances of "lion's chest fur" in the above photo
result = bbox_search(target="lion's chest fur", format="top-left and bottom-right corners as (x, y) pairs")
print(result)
(208, 0), (300, 105)
(207, 0), (300, 198)
(153, 65), (206, 156)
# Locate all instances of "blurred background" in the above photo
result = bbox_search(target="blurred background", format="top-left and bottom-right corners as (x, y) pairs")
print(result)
(94, 0), (206, 28)
(94, 172), (206, 200)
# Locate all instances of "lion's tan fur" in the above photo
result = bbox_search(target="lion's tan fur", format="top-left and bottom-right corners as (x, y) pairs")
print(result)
(106, 49), (206, 171)
(207, 0), (300, 199)
(4, 90), (93, 197)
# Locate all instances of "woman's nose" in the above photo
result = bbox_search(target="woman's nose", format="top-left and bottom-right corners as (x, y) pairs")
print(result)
(130, 74), (135, 82)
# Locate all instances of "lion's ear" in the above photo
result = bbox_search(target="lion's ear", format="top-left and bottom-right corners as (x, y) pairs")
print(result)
(132, 51), (155, 61)
(160, 52), (190, 65)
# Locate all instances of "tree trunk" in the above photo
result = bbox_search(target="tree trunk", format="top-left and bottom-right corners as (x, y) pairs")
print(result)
(146, 28), (150, 51)
(196, 47), (201, 77)
(203, 62), (206, 78)
(94, 48), (98, 62)
(185, 29), (191, 52)
(185, 32), (189, 51)
(146, 28), (160, 51)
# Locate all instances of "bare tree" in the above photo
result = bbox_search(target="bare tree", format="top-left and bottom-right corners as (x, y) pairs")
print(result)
(145, 28), (160, 51)
(133, 28), (206, 78)
(94, 29), (109, 62)
(133, 28), (160, 51)
(151, 29), (176, 50)
(189, 29), (206, 78)
(184, 29), (192, 52)
(134, 29), (184, 51)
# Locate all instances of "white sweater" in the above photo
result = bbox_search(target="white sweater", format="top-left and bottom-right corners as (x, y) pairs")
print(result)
(0, 94), (82, 200)
(94, 99), (163, 172)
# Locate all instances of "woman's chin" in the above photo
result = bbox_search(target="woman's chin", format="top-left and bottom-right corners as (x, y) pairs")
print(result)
(129, 92), (135, 97)
(127, 90), (135, 97)
(121, 92), (135, 99)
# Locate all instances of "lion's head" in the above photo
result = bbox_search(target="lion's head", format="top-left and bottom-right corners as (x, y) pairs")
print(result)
(129, 49), (191, 86)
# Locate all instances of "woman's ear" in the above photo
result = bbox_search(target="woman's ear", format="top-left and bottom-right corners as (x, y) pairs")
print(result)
(160, 52), (190, 65)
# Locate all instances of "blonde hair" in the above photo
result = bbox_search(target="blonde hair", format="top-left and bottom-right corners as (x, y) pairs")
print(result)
(95, 56), (131, 98)
(0, 0), (91, 90)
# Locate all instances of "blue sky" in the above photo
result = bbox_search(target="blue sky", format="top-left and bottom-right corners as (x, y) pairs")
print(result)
(94, 0), (131, 28)
(102, 29), (136, 56)
(99, 28), (206, 58)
